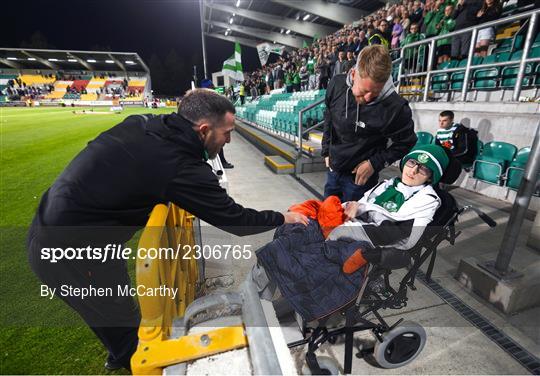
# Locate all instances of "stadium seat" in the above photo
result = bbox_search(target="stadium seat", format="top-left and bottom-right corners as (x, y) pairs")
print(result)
(472, 54), (499, 90)
(450, 57), (483, 91)
(416, 131), (434, 145)
(473, 141), (517, 185)
(431, 60), (459, 92)
(500, 49), (536, 88)
(506, 147), (531, 191)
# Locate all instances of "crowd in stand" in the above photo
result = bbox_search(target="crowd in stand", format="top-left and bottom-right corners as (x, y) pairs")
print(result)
(237, 0), (534, 99)
(0, 70), (144, 101)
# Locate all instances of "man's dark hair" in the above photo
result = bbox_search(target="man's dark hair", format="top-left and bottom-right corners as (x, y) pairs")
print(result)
(179, 88), (235, 126)
(439, 110), (454, 120)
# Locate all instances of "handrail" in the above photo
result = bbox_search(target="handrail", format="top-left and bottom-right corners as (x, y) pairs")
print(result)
(296, 97), (325, 168)
(402, 8), (539, 50)
(397, 8), (539, 102)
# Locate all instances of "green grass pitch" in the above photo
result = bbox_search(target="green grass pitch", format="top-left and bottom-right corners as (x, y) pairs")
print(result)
(0, 106), (174, 374)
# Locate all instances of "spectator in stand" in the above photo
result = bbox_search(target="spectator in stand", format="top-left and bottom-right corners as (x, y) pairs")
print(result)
(391, 16), (404, 49)
(341, 51), (356, 74)
(410, 0), (424, 24)
(436, 5), (456, 64)
(401, 23), (426, 71)
(356, 30), (369, 55)
(318, 56), (331, 89)
(292, 67), (301, 92)
(284, 68), (293, 93)
(333, 50), (347, 76)
(300, 65), (309, 91)
(424, 0), (445, 38)
(266, 67), (274, 94)
(435, 110), (477, 165)
(369, 19), (391, 48)
(401, 9), (412, 34)
(451, 0), (484, 60)
(239, 81), (245, 105)
(474, 0), (502, 56)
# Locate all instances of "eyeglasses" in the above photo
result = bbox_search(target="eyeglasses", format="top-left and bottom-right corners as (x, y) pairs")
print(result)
(405, 159), (432, 177)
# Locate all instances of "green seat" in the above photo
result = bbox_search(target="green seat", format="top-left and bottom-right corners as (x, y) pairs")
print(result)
(416, 131), (434, 145)
(472, 54), (498, 90)
(500, 50), (535, 88)
(431, 60), (459, 91)
(506, 147), (530, 190)
(473, 141), (517, 185)
(450, 57), (483, 90)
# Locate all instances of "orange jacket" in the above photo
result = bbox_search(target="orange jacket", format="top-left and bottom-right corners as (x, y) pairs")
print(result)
(289, 196), (345, 238)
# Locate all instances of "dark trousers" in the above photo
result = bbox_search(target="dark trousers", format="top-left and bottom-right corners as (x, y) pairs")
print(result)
(324, 170), (379, 202)
(27, 223), (140, 369)
(451, 32), (472, 59)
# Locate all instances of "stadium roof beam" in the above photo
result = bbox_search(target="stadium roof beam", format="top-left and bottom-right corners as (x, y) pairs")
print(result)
(0, 58), (21, 69)
(205, 32), (260, 48)
(206, 21), (305, 49)
(20, 50), (58, 70)
(67, 52), (93, 71)
(107, 53), (126, 72)
(206, 2), (337, 39)
(270, 0), (367, 25)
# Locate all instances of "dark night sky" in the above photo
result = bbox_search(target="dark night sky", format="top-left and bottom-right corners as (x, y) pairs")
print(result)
(1, 0), (262, 95)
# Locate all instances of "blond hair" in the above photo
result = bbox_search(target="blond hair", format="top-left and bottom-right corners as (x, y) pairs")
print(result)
(356, 45), (392, 83)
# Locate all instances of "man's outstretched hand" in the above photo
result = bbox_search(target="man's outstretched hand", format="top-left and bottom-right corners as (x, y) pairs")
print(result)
(283, 211), (309, 226)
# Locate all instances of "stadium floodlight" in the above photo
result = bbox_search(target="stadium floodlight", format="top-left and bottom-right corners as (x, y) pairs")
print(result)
(87, 59), (97, 63)
(125, 60), (136, 65)
(67, 59), (77, 62)
(232, 13), (236, 16)
(235, 0), (240, 7)
(48, 58), (59, 62)
(303, 14), (310, 21)
(229, 17), (233, 24)
(7, 57), (18, 60)
(286, 29), (291, 34)
(27, 57), (36, 61)
(280, 29), (284, 34)
(105, 60), (115, 64)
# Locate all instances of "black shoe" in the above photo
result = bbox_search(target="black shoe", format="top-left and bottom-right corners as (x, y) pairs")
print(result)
(222, 162), (234, 169)
(104, 360), (124, 371)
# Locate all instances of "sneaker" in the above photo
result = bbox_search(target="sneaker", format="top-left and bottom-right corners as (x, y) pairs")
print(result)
(104, 360), (124, 371)
(222, 162), (234, 169)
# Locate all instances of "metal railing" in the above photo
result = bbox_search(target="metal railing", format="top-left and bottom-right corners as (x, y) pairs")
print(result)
(396, 8), (539, 102)
(296, 97), (325, 165)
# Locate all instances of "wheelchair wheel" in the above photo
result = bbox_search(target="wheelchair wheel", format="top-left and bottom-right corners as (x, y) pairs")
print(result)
(302, 355), (340, 375)
(373, 321), (426, 369)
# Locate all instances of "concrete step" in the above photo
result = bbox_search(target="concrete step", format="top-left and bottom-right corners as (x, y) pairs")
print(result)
(309, 130), (323, 144)
(235, 118), (327, 174)
(264, 155), (294, 174)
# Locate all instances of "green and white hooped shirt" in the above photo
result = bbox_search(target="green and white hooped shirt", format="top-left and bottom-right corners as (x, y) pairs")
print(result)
(436, 124), (458, 150)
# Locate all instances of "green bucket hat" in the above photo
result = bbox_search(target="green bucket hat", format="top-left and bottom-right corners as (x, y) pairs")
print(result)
(400, 144), (450, 184)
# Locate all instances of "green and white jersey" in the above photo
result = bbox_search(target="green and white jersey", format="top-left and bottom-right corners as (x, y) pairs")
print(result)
(436, 124), (458, 150)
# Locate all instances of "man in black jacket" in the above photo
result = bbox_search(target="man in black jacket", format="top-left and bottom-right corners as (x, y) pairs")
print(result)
(27, 89), (308, 371)
(321, 45), (417, 202)
(451, 0), (484, 60)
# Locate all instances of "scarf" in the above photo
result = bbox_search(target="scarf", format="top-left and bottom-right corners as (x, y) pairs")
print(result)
(373, 178), (424, 213)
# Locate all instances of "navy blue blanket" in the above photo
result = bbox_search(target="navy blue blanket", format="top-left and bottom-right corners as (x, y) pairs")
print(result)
(256, 220), (370, 322)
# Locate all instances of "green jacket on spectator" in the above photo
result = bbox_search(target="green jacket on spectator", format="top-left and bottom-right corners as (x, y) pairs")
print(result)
(293, 72), (301, 85)
(307, 58), (316, 74)
(424, 7), (445, 37)
(401, 32), (426, 60)
(436, 16), (456, 47)
(285, 71), (293, 86)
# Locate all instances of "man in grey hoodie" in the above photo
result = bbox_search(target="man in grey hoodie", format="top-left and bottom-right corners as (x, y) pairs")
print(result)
(321, 45), (417, 202)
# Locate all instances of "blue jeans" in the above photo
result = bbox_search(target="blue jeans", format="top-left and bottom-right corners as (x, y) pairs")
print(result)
(324, 170), (379, 202)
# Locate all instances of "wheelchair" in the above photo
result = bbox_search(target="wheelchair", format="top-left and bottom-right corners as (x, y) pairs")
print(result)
(286, 156), (497, 374)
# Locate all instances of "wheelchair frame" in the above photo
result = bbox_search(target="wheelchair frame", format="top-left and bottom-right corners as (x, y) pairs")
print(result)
(287, 191), (495, 374)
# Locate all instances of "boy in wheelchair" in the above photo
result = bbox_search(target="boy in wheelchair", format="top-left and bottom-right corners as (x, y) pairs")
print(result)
(251, 144), (462, 372)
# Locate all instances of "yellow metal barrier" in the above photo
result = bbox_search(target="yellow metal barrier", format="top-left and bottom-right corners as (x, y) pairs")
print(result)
(132, 204), (248, 375)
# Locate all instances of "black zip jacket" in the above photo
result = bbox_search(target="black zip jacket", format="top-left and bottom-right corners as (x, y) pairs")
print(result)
(31, 113), (284, 248)
(321, 74), (417, 173)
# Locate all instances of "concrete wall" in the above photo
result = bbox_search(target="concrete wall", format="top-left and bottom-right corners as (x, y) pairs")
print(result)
(409, 101), (539, 210)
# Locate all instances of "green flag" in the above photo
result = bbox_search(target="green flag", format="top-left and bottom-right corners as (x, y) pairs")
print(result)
(222, 42), (244, 81)
(302, 40), (310, 48)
